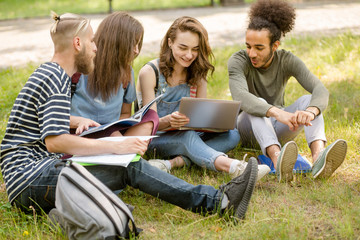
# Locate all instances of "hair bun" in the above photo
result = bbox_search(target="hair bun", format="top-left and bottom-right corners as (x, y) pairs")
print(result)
(249, 0), (296, 35)
(51, 11), (60, 22)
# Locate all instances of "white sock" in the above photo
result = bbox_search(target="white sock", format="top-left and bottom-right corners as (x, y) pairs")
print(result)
(221, 194), (229, 209)
(229, 160), (241, 174)
(164, 160), (171, 170)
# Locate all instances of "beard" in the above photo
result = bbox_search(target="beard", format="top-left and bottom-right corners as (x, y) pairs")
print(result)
(258, 49), (274, 69)
(74, 45), (94, 75)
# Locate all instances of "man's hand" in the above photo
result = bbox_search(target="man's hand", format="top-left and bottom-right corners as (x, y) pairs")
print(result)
(45, 134), (149, 156)
(109, 138), (149, 156)
(267, 107), (299, 131)
(70, 116), (101, 135)
(294, 110), (314, 127)
(169, 111), (190, 128)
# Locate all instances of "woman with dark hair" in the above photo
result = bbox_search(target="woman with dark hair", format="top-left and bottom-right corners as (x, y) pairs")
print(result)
(70, 11), (158, 138)
(138, 16), (270, 179)
(229, 0), (347, 182)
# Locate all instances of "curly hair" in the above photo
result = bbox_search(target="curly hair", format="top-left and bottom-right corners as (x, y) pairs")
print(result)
(159, 16), (214, 86)
(248, 0), (296, 45)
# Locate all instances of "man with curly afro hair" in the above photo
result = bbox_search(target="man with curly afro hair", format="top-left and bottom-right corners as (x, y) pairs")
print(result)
(228, 0), (347, 182)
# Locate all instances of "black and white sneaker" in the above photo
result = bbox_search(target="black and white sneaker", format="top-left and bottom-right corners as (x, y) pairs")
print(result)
(219, 157), (258, 220)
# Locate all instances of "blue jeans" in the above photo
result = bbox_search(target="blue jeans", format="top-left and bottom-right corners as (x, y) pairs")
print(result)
(148, 129), (240, 171)
(14, 159), (222, 214)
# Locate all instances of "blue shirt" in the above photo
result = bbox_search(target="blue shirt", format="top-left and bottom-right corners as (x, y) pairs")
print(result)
(70, 70), (136, 124)
(1, 62), (71, 203)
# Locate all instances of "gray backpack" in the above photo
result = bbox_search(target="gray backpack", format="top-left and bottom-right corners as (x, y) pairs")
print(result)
(48, 161), (140, 239)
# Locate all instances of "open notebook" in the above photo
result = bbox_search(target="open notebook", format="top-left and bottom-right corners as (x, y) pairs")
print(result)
(177, 97), (241, 132)
(70, 136), (157, 167)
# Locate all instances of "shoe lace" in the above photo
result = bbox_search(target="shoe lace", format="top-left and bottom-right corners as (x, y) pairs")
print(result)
(234, 154), (248, 172)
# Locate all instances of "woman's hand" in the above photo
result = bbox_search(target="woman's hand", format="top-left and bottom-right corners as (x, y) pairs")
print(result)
(70, 116), (101, 135)
(169, 111), (190, 128)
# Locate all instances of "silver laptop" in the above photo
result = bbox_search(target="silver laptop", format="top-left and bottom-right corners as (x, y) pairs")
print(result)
(179, 97), (241, 131)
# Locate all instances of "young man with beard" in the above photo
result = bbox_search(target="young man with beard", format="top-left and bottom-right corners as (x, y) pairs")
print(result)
(0, 12), (258, 221)
(228, 0), (347, 182)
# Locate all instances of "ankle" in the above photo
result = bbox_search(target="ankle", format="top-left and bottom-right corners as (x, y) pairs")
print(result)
(266, 145), (280, 168)
(170, 156), (185, 168)
(229, 160), (241, 174)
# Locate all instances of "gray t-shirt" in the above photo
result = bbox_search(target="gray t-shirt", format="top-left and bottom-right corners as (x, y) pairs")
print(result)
(228, 49), (329, 117)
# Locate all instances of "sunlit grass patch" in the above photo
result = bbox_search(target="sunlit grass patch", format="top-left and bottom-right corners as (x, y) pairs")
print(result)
(0, 32), (359, 239)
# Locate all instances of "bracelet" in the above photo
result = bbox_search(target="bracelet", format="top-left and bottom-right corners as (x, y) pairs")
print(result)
(305, 110), (317, 119)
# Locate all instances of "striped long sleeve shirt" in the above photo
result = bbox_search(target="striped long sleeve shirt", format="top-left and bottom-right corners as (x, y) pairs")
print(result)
(1, 62), (71, 203)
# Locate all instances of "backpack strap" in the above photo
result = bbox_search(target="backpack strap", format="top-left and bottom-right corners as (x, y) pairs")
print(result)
(71, 72), (81, 98)
(146, 62), (159, 93)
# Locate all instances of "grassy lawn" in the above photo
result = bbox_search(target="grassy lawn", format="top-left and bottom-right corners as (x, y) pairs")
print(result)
(0, 32), (359, 239)
(0, 0), (260, 20)
(0, 0), (224, 20)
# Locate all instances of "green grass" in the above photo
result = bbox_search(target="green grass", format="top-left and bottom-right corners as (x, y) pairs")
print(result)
(0, 0), (221, 20)
(1, 32), (360, 239)
(0, 0), (259, 20)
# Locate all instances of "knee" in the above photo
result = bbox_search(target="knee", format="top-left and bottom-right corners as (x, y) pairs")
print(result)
(173, 131), (199, 149)
(238, 108), (263, 123)
(297, 95), (312, 110)
(141, 121), (154, 135)
(229, 129), (240, 144)
(237, 111), (250, 127)
(299, 94), (311, 103)
(226, 130), (240, 149)
(180, 130), (198, 142)
(144, 109), (159, 134)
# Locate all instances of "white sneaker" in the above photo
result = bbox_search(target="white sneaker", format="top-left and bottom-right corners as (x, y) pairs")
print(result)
(148, 159), (171, 173)
(257, 164), (271, 180)
(230, 156), (270, 181)
(229, 160), (247, 179)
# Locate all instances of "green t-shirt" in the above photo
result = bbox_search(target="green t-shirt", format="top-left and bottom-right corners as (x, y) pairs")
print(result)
(228, 49), (329, 117)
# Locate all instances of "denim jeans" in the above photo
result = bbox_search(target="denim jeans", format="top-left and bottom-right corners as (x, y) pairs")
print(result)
(237, 95), (327, 155)
(149, 71), (240, 171)
(148, 129), (240, 171)
(14, 159), (223, 214)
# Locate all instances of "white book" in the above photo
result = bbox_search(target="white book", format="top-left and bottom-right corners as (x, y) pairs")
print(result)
(70, 136), (157, 167)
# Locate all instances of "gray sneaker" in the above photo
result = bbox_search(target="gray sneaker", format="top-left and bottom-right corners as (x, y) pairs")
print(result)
(276, 141), (298, 182)
(219, 157), (258, 220)
(312, 139), (347, 179)
(148, 159), (170, 173)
